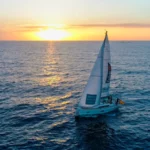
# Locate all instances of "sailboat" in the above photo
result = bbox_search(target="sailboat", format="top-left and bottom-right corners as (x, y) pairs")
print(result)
(75, 31), (121, 118)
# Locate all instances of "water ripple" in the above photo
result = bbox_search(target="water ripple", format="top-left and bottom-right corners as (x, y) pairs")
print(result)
(0, 41), (150, 149)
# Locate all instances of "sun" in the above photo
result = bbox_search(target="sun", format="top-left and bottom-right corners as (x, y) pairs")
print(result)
(36, 29), (70, 40)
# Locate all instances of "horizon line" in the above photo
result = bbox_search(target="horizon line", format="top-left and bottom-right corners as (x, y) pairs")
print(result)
(0, 40), (150, 42)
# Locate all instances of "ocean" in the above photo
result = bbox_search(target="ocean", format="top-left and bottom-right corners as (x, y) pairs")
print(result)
(0, 41), (150, 150)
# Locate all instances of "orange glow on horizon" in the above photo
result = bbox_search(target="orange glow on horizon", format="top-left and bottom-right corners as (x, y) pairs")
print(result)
(35, 26), (150, 41)
(1, 24), (150, 41)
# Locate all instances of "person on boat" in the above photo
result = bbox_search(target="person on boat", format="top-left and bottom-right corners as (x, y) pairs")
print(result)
(108, 95), (112, 104)
(116, 98), (119, 105)
(116, 98), (125, 105)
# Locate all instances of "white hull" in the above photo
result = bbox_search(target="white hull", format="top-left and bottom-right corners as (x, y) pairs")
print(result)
(75, 103), (118, 118)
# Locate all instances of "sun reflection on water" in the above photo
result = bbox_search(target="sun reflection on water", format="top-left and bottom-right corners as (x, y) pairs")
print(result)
(31, 42), (74, 115)
(38, 41), (62, 87)
(35, 92), (72, 105)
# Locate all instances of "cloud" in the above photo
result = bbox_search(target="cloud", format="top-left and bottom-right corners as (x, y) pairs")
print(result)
(15, 23), (150, 32)
(16, 24), (66, 32)
(67, 23), (150, 28)
(16, 25), (49, 32)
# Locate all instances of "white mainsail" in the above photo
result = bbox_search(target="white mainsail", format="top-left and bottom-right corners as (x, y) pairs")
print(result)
(79, 32), (111, 107)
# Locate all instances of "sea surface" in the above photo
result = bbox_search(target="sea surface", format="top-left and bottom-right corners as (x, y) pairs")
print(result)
(0, 41), (150, 150)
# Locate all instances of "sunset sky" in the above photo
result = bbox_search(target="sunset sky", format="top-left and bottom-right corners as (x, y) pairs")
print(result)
(0, 0), (150, 41)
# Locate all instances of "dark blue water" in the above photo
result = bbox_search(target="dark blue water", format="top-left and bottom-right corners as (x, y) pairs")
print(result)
(0, 41), (150, 150)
